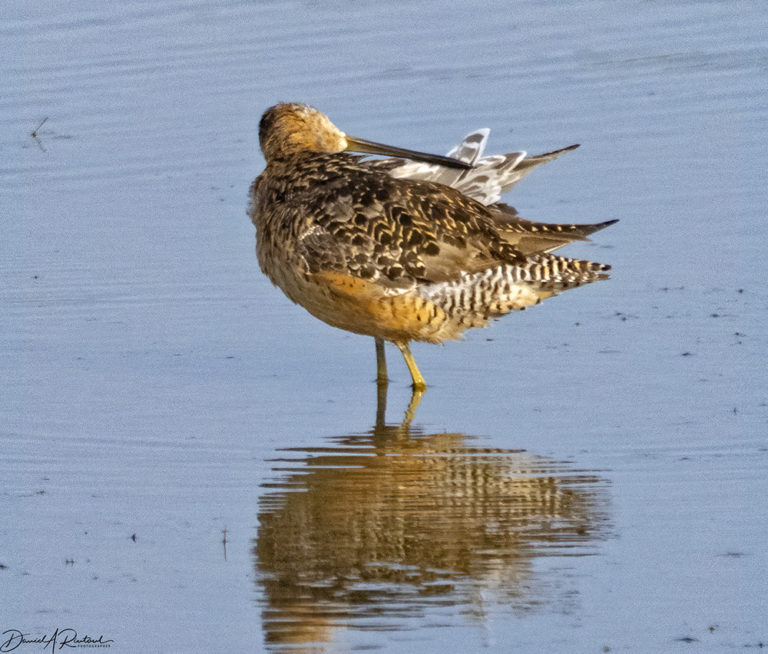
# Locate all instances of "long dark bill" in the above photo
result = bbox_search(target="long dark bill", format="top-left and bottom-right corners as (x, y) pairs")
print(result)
(345, 135), (472, 169)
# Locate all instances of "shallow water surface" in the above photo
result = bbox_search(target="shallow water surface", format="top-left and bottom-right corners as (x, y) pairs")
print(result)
(2, 0), (767, 652)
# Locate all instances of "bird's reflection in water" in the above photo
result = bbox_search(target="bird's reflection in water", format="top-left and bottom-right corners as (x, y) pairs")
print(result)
(254, 388), (610, 650)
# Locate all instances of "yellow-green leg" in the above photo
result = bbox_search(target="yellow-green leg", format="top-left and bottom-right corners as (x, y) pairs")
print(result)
(375, 338), (388, 384)
(375, 338), (389, 428)
(395, 341), (427, 391)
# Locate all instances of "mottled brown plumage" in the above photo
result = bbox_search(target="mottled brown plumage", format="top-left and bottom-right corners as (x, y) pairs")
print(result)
(249, 102), (616, 389)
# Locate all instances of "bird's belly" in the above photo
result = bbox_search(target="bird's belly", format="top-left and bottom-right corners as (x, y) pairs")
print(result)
(297, 280), (453, 343)
(262, 260), (457, 343)
(264, 258), (551, 345)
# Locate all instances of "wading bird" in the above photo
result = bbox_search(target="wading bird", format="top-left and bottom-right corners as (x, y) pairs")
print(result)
(249, 103), (615, 390)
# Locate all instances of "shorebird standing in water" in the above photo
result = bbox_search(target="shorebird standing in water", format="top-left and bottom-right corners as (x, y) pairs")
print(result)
(249, 103), (615, 390)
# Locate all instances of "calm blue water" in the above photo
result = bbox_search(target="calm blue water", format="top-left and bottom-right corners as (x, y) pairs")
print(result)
(2, 1), (766, 651)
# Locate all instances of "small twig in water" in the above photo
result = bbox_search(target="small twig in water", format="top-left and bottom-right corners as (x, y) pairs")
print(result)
(31, 116), (48, 138)
(30, 117), (49, 151)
